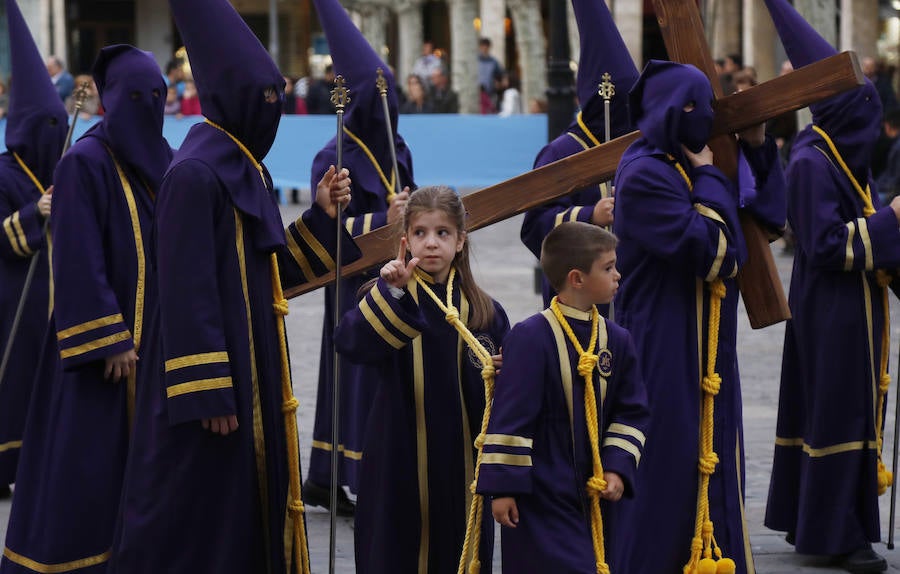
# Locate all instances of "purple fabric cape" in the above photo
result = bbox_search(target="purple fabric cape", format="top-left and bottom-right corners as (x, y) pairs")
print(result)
(476, 306), (650, 572)
(335, 275), (508, 573)
(609, 62), (785, 574)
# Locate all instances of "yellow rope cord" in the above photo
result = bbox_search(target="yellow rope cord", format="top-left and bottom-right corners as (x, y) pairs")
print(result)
(550, 297), (610, 574)
(270, 254), (311, 574)
(812, 125), (893, 495)
(203, 117), (310, 573)
(575, 111), (603, 147)
(342, 126), (397, 203)
(12, 153), (47, 195)
(669, 157), (735, 574)
(412, 269), (494, 574)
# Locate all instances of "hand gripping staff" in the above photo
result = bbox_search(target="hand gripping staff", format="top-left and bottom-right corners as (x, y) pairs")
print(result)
(328, 74), (350, 574)
(0, 80), (89, 390)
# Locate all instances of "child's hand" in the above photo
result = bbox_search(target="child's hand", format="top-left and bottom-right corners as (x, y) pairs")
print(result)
(380, 237), (419, 289)
(682, 144), (714, 168)
(104, 348), (138, 383)
(202, 415), (238, 436)
(491, 351), (502, 376)
(314, 165), (352, 219)
(37, 186), (53, 218)
(599, 471), (624, 502)
(491, 497), (519, 528)
(387, 187), (411, 225)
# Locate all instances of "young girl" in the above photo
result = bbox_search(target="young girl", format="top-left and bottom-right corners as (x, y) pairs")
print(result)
(335, 186), (509, 574)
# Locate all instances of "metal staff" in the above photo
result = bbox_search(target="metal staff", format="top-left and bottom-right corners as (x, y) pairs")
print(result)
(0, 81), (89, 389)
(888, 333), (900, 548)
(598, 72), (615, 322)
(328, 74), (350, 574)
(376, 68), (402, 198)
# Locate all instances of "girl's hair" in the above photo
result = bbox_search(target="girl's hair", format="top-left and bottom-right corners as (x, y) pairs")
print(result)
(404, 186), (495, 331)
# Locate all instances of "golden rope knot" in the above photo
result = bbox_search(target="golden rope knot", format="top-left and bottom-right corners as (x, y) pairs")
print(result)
(273, 298), (289, 316)
(481, 364), (495, 379)
(282, 396), (299, 413)
(288, 499), (305, 514)
(702, 373), (721, 395)
(474, 433), (486, 449)
(690, 536), (704, 554)
(702, 520), (714, 538)
(710, 280), (726, 299)
(445, 306), (460, 323)
(698, 452), (719, 475)
(469, 479), (478, 494)
(597, 562), (611, 574)
(578, 353), (599, 378)
(880, 373), (892, 393)
(586, 474), (608, 493)
(467, 558), (481, 574)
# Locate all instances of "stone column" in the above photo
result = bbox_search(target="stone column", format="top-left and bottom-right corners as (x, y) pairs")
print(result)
(136, 0), (174, 71)
(356, 3), (389, 64)
(51, 0), (64, 63)
(795, 0), (837, 126)
(743, 0), (777, 81)
(480, 0), (506, 68)
(396, 0), (424, 84)
(448, 0), (479, 113)
(507, 0), (546, 108)
(709, 0), (742, 60)
(613, 0), (643, 70)
(567, 0), (579, 67)
(840, 0), (878, 59)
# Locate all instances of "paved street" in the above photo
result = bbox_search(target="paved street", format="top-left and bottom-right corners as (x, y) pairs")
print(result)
(3, 197), (900, 573)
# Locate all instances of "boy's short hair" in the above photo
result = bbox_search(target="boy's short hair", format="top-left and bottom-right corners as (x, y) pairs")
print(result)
(541, 222), (617, 292)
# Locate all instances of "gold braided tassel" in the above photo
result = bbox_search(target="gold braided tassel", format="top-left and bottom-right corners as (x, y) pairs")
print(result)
(270, 253), (311, 574)
(412, 270), (495, 574)
(550, 298), (611, 574)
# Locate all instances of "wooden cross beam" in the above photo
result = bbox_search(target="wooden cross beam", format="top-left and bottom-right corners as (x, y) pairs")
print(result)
(285, 52), (863, 305)
(652, 0), (830, 328)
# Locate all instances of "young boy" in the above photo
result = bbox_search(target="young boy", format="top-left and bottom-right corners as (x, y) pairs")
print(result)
(477, 221), (649, 573)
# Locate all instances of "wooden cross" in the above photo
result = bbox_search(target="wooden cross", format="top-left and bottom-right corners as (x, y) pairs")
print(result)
(287, 47), (862, 329)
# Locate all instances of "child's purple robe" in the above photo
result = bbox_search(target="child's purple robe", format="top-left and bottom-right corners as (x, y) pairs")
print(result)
(335, 275), (508, 574)
(476, 303), (649, 573)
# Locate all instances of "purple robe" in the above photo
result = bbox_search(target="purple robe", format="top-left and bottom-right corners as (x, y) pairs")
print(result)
(0, 156), (50, 486)
(334, 274), (508, 573)
(476, 303), (649, 573)
(0, 122), (166, 574)
(764, 123), (900, 554)
(0, 0), (68, 487)
(107, 119), (359, 572)
(611, 139), (784, 574)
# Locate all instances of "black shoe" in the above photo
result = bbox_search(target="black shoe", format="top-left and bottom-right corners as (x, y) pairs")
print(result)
(785, 531), (796, 546)
(0, 484), (9, 499)
(302, 479), (355, 517)
(841, 545), (887, 574)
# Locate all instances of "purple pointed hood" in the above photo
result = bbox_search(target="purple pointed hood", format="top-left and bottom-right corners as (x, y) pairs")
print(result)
(763, 0), (881, 174)
(91, 45), (172, 191)
(313, 0), (409, 179)
(5, 0), (67, 186)
(629, 60), (715, 162)
(573, 0), (638, 140)
(169, 0), (285, 161)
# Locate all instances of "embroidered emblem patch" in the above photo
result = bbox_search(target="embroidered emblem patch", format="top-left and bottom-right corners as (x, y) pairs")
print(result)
(467, 334), (497, 369)
(598, 348), (613, 377)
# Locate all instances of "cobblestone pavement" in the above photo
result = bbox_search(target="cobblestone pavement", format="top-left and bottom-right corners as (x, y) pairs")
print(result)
(3, 198), (900, 573)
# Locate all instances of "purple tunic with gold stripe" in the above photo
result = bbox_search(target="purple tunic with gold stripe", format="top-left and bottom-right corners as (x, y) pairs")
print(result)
(0, 155), (50, 486)
(334, 275), (508, 574)
(0, 125), (164, 574)
(107, 121), (360, 573)
(476, 303), (649, 573)
(764, 123), (900, 555)
(611, 135), (784, 574)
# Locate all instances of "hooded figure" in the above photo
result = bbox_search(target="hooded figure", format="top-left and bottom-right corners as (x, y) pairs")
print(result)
(520, 0), (638, 308)
(0, 0), (67, 495)
(304, 0), (416, 512)
(762, 1), (900, 571)
(0, 45), (171, 574)
(610, 60), (785, 574)
(107, 1), (359, 572)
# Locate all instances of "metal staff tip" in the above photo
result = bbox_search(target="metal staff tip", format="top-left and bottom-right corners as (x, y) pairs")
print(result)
(376, 67), (388, 97)
(331, 75), (350, 111)
(598, 72), (615, 102)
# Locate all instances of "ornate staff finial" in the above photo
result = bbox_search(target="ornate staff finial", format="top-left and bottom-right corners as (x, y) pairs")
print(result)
(72, 80), (91, 113)
(598, 72), (615, 102)
(331, 74), (351, 111)
(376, 67), (388, 97)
